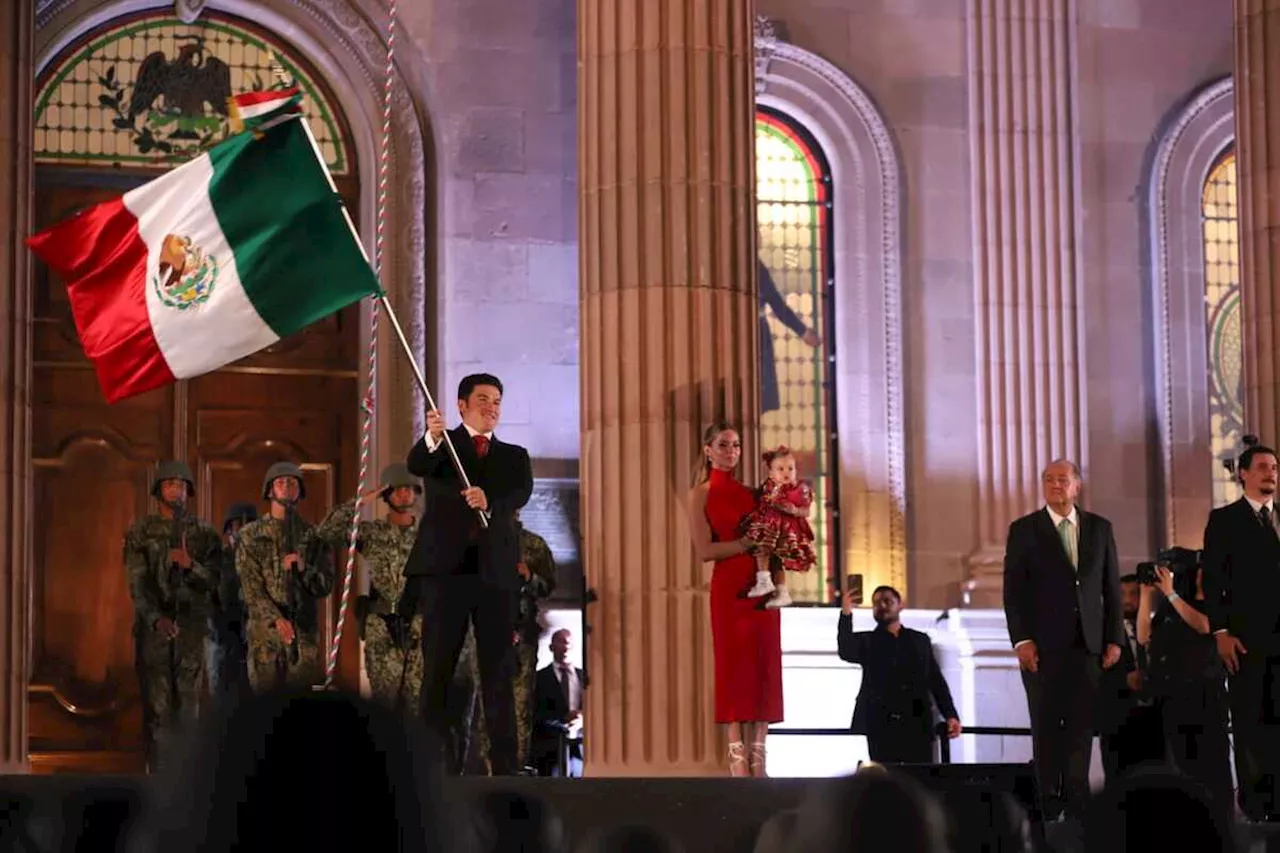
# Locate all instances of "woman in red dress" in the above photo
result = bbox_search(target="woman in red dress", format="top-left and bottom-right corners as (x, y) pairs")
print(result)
(686, 422), (784, 777)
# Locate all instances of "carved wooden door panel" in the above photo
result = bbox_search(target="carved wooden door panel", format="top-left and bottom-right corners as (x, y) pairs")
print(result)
(29, 175), (363, 774)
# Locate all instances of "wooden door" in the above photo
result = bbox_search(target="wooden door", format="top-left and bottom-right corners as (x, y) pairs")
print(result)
(29, 172), (364, 774)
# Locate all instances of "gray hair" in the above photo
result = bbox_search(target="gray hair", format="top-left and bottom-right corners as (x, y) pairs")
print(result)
(1043, 458), (1081, 480)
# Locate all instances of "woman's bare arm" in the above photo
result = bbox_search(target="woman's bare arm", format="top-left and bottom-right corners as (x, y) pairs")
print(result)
(687, 485), (749, 563)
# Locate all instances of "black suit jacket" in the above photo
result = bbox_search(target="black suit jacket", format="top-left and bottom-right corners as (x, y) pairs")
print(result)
(402, 425), (533, 592)
(1096, 620), (1144, 735)
(1203, 497), (1280, 654)
(1003, 507), (1124, 655)
(533, 663), (586, 732)
(837, 615), (958, 737)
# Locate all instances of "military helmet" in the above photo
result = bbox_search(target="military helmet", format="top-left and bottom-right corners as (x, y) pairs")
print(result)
(262, 461), (306, 500)
(379, 463), (422, 499)
(151, 460), (195, 499)
(222, 501), (259, 533)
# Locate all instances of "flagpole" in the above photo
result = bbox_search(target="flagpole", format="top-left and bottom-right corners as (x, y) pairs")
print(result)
(377, 293), (489, 529)
(289, 112), (489, 529)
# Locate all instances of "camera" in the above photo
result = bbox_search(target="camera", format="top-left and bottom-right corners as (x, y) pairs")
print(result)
(1136, 546), (1201, 585)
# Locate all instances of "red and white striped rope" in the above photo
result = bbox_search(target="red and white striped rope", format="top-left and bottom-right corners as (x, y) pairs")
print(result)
(324, 0), (398, 688)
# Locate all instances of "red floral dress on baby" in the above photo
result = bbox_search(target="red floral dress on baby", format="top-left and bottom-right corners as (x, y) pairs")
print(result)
(742, 478), (817, 572)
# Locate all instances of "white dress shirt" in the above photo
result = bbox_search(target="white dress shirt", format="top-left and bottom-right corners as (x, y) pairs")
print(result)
(1046, 504), (1079, 564)
(424, 421), (492, 453)
(1245, 494), (1275, 516)
(556, 661), (583, 738)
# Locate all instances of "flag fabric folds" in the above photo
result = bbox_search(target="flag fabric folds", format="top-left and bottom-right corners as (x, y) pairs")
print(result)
(26, 116), (380, 403)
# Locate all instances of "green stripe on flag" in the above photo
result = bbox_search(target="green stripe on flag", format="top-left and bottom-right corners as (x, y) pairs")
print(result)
(206, 118), (380, 337)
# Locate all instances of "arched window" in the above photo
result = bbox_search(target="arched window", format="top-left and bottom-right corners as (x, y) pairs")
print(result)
(1203, 149), (1242, 508)
(34, 9), (353, 175)
(754, 106), (839, 604)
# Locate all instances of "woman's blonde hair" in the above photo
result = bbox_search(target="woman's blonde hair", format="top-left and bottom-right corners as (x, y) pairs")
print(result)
(693, 421), (739, 486)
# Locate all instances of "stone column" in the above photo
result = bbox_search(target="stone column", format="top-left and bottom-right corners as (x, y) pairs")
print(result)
(579, 0), (758, 775)
(1236, 1), (1280, 443)
(0, 0), (33, 772)
(963, 0), (1086, 606)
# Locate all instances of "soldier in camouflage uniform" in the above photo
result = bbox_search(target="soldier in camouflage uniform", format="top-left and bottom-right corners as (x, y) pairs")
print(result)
(513, 519), (557, 767)
(314, 463), (424, 714)
(453, 513), (558, 773)
(124, 460), (222, 771)
(235, 462), (335, 692)
(208, 502), (257, 700)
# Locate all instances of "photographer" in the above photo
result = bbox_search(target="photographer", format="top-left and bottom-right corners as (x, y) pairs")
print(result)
(1135, 551), (1233, 820)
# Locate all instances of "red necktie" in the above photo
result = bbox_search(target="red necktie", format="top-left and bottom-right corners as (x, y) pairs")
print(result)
(473, 434), (490, 458)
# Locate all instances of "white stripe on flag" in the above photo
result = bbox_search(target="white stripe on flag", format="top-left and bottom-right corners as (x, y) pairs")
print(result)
(125, 154), (279, 378)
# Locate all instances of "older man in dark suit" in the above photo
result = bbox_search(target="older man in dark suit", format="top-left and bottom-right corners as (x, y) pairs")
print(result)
(396, 372), (533, 775)
(1003, 458), (1123, 821)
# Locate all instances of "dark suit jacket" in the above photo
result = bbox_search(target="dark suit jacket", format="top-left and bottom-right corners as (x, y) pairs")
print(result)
(1203, 497), (1280, 654)
(1003, 507), (1124, 655)
(1096, 621), (1144, 735)
(533, 663), (586, 733)
(837, 615), (958, 737)
(403, 425), (533, 592)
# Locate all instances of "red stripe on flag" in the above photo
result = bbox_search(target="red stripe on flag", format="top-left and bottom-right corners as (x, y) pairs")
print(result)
(26, 197), (174, 403)
(232, 86), (300, 108)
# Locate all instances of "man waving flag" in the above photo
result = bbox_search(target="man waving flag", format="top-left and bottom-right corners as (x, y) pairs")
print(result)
(26, 112), (379, 404)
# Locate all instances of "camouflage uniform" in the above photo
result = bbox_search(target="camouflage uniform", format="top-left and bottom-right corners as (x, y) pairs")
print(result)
(208, 502), (257, 699)
(455, 522), (557, 772)
(124, 461), (222, 770)
(514, 526), (557, 767)
(314, 464), (424, 714)
(236, 463), (335, 692)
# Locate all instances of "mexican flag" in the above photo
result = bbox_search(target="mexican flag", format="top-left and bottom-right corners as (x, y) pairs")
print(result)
(228, 86), (303, 134)
(26, 116), (380, 403)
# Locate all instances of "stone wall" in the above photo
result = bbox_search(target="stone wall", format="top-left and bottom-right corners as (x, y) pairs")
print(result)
(755, 0), (1233, 605)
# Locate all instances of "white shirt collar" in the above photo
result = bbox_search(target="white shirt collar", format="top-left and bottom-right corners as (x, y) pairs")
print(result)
(462, 423), (493, 440)
(1245, 494), (1274, 514)
(1045, 505), (1078, 527)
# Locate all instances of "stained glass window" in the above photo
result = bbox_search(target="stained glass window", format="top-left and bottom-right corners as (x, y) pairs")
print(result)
(34, 10), (352, 175)
(1203, 150), (1242, 508)
(755, 107), (838, 605)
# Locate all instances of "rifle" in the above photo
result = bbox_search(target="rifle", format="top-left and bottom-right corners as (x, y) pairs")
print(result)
(166, 501), (187, 618)
(282, 503), (304, 665)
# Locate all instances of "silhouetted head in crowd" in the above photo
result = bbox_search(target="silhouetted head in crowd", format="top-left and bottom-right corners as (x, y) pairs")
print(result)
(793, 770), (950, 853)
(1085, 768), (1234, 853)
(946, 791), (1033, 853)
(128, 689), (454, 853)
(577, 824), (685, 853)
(752, 808), (799, 853)
(471, 789), (565, 853)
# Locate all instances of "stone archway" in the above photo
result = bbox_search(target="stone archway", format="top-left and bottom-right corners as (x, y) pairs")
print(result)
(755, 24), (908, 595)
(0, 0), (434, 771)
(1146, 76), (1234, 546)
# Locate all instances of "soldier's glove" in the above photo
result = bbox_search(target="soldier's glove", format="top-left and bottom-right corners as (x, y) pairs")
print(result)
(380, 613), (411, 650)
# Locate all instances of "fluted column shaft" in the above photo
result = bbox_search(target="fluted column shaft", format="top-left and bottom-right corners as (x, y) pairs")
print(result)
(0, 0), (33, 772)
(965, 0), (1085, 602)
(1236, 0), (1280, 444)
(579, 0), (758, 775)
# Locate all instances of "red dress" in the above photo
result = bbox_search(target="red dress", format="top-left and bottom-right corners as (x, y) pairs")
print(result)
(705, 468), (784, 724)
(742, 479), (817, 572)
